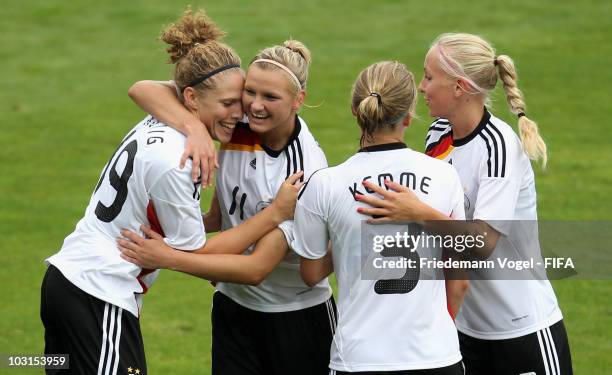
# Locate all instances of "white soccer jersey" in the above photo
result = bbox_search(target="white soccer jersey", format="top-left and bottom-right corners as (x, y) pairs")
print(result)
(215, 116), (332, 312)
(291, 143), (464, 372)
(46, 115), (206, 317)
(425, 109), (562, 340)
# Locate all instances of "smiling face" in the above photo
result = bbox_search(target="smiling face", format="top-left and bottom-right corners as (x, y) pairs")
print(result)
(242, 64), (304, 139)
(418, 49), (458, 119)
(192, 70), (245, 144)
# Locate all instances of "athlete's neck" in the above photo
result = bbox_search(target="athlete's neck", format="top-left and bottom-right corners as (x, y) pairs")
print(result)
(448, 100), (485, 140)
(259, 115), (296, 151)
(361, 129), (404, 148)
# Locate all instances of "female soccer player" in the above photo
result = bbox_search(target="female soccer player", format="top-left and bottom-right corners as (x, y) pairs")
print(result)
(118, 40), (335, 375)
(291, 61), (465, 374)
(358, 34), (573, 374)
(40, 10), (302, 375)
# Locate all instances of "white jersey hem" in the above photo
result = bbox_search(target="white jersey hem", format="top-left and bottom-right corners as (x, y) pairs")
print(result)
(329, 353), (462, 372)
(456, 310), (563, 340)
(216, 288), (333, 313)
(46, 260), (141, 318)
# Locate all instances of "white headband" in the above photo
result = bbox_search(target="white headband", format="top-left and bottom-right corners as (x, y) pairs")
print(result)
(253, 59), (302, 89)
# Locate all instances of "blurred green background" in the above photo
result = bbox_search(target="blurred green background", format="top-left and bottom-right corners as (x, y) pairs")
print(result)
(2, 0), (611, 373)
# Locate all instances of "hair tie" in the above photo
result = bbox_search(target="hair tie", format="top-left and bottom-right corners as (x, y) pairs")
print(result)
(517, 112), (526, 118)
(369, 92), (382, 105)
(494, 57), (498, 66)
(285, 45), (305, 60)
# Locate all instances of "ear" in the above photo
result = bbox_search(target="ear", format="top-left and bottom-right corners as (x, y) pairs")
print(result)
(292, 90), (306, 111)
(455, 78), (471, 97)
(402, 115), (412, 128)
(183, 87), (199, 111)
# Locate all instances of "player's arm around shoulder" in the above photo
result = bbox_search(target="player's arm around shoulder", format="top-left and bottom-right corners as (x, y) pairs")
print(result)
(128, 79), (218, 185)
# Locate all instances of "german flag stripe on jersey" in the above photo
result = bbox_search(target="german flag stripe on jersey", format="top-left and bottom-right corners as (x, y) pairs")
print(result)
(425, 131), (454, 159)
(221, 122), (264, 152)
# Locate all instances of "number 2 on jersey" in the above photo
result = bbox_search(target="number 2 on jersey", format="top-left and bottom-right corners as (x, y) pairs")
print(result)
(93, 131), (138, 222)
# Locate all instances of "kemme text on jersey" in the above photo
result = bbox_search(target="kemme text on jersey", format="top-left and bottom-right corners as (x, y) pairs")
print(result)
(348, 172), (432, 200)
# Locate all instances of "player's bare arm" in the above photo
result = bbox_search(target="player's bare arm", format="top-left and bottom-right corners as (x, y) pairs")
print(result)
(118, 171), (304, 266)
(445, 278), (469, 319)
(199, 171), (304, 254)
(203, 190), (222, 233)
(300, 242), (333, 287)
(120, 227), (288, 285)
(443, 248), (470, 319)
(357, 179), (500, 259)
(203, 229), (290, 285)
(128, 79), (217, 186)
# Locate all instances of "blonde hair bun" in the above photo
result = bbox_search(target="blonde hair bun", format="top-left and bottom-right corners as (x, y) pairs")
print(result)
(160, 8), (226, 63)
(283, 40), (312, 65)
(252, 39), (312, 92)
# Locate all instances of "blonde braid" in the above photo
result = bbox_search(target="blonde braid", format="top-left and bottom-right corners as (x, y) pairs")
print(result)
(497, 55), (548, 168)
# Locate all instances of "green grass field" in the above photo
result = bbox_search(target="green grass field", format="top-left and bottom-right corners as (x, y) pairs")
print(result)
(2, 0), (611, 373)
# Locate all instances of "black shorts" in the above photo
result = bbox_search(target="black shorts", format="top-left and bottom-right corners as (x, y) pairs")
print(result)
(211, 291), (336, 375)
(459, 320), (573, 375)
(40, 265), (147, 375)
(331, 361), (464, 375)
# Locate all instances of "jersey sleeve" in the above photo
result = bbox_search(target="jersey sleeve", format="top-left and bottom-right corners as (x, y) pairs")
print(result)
(290, 171), (330, 260)
(472, 133), (524, 235)
(278, 140), (328, 249)
(148, 165), (206, 251)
